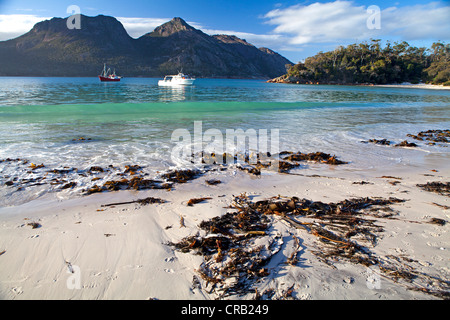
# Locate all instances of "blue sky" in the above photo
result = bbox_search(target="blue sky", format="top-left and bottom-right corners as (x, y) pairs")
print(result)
(0, 0), (449, 63)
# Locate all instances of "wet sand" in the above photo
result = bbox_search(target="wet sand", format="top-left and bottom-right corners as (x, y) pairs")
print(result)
(0, 159), (448, 300)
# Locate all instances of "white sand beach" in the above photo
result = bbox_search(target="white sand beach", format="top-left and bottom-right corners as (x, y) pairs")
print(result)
(373, 83), (450, 90)
(0, 158), (448, 300)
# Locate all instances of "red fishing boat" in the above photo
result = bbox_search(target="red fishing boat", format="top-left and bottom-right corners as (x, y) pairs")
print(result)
(98, 64), (122, 82)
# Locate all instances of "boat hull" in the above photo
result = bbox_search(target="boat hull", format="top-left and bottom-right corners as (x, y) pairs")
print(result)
(158, 79), (195, 86)
(99, 76), (120, 82)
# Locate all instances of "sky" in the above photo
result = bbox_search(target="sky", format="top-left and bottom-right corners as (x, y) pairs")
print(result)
(0, 0), (449, 63)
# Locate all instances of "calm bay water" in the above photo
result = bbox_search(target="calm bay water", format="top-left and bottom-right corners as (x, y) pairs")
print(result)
(0, 77), (449, 204)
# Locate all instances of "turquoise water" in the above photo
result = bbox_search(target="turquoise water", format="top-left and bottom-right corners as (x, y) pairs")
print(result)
(1, 77), (449, 105)
(0, 77), (449, 204)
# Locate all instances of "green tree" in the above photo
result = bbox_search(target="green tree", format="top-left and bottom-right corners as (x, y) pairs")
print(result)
(425, 42), (450, 85)
(280, 40), (449, 85)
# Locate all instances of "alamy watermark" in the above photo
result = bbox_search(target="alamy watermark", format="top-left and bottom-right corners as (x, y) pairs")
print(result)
(171, 121), (280, 170)
(366, 5), (381, 30)
(67, 5), (81, 30)
(66, 262), (81, 290)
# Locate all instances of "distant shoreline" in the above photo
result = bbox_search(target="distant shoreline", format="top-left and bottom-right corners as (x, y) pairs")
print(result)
(371, 83), (450, 90)
(267, 78), (450, 90)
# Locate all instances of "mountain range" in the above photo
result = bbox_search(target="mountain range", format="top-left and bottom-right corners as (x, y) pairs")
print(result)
(0, 15), (292, 78)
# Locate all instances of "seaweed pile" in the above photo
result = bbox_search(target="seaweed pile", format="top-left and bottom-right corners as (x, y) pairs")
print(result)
(362, 138), (417, 147)
(407, 129), (450, 144)
(0, 157), (205, 196)
(169, 193), (274, 297)
(169, 194), (449, 299)
(205, 179), (222, 186)
(417, 182), (450, 197)
(394, 140), (418, 147)
(86, 166), (205, 194)
(235, 151), (347, 175)
(191, 150), (347, 176)
(363, 129), (450, 148)
(365, 139), (392, 145)
(280, 151), (347, 165)
(1, 149), (347, 198)
(86, 168), (203, 194)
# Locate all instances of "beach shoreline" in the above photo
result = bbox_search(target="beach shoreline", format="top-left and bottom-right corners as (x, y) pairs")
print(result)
(0, 156), (448, 300)
(266, 78), (450, 90)
(0, 79), (449, 300)
(372, 83), (450, 90)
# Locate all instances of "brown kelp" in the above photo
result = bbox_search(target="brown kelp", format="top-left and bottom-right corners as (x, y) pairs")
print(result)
(394, 140), (418, 148)
(187, 197), (213, 206)
(407, 129), (450, 144)
(417, 182), (450, 197)
(1, 148), (348, 197)
(362, 129), (450, 148)
(101, 197), (167, 207)
(169, 193), (449, 299)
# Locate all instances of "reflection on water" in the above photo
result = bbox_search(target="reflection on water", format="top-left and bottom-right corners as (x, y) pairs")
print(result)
(158, 85), (195, 102)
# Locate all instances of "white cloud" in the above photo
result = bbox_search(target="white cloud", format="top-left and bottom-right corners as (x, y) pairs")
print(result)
(264, 1), (450, 45)
(381, 3), (450, 40)
(0, 14), (51, 41)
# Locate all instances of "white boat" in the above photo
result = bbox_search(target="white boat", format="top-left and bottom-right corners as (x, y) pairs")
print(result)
(158, 73), (195, 86)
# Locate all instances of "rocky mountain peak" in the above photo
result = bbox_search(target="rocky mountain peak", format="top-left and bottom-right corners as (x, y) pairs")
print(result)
(150, 17), (197, 37)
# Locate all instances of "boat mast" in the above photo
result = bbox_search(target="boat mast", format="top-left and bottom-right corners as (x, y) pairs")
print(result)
(101, 63), (105, 77)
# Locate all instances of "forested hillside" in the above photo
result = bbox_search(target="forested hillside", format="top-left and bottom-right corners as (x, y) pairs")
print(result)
(269, 40), (449, 86)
